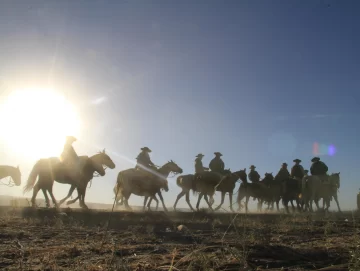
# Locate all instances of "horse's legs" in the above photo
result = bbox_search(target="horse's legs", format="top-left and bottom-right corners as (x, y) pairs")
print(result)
(66, 186), (80, 205)
(173, 191), (186, 211)
(333, 194), (341, 212)
(59, 185), (76, 206)
(47, 184), (59, 209)
(157, 191), (168, 212)
(283, 198), (289, 214)
(196, 193), (204, 211)
(228, 193), (234, 212)
(147, 195), (158, 211)
(290, 200), (296, 212)
(245, 196), (250, 213)
(143, 197), (148, 211)
(124, 193), (132, 211)
(214, 192), (225, 211)
(185, 191), (195, 211)
(30, 182), (41, 208)
(79, 186), (88, 209)
(203, 195), (214, 211)
(41, 189), (50, 208)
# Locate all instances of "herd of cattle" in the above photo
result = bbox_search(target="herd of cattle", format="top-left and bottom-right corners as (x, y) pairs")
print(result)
(0, 151), (343, 213)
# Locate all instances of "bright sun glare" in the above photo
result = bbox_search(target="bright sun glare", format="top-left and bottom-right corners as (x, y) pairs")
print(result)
(0, 88), (81, 159)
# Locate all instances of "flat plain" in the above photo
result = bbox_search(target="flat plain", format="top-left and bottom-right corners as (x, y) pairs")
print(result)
(0, 206), (359, 271)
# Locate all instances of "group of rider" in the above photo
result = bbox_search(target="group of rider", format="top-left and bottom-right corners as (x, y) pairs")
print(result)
(135, 146), (330, 182)
(61, 135), (330, 183)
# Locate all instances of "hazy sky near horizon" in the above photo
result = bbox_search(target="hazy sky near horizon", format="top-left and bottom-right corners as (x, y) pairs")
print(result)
(0, 1), (360, 210)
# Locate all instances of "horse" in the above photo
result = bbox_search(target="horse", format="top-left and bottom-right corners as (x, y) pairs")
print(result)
(113, 160), (183, 211)
(257, 173), (283, 212)
(173, 174), (196, 211)
(192, 169), (232, 211)
(58, 150), (116, 208)
(213, 169), (248, 212)
(0, 165), (21, 187)
(302, 173), (341, 212)
(23, 150), (115, 209)
(237, 173), (274, 213)
(281, 177), (302, 213)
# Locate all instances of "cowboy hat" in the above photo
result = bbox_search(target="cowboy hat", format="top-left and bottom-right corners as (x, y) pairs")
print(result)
(311, 157), (320, 162)
(195, 153), (204, 158)
(293, 159), (301, 163)
(282, 162), (288, 167)
(66, 136), (77, 142)
(249, 165), (256, 169)
(141, 147), (152, 152)
(214, 152), (223, 156)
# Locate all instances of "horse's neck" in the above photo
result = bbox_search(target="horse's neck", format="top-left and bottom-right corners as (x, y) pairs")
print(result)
(158, 166), (171, 178)
(0, 166), (13, 180)
(89, 154), (102, 165)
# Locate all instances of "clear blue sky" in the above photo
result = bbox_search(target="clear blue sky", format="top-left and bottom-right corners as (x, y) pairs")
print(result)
(0, 0), (359, 210)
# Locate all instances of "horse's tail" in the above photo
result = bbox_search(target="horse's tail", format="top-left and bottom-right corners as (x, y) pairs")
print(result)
(23, 160), (43, 194)
(114, 172), (124, 204)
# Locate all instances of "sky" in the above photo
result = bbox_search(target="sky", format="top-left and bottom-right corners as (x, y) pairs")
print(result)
(0, 0), (360, 211)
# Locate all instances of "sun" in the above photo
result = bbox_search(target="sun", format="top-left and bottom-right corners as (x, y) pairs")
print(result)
(0, 88), (81, 159)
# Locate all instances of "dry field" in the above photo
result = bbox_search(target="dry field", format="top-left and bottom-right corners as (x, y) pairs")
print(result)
(0, 207), (360, 271)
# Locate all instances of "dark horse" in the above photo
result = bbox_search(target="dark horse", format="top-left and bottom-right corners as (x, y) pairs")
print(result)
(0, 165), (21, 187)
(192, 169), (232, 211)
(23, 150), (115, 209)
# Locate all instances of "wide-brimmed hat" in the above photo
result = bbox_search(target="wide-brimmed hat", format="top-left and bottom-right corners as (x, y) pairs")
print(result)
(66, 136), (77, 142)
(195, 153), (204, 158)
(214, 152), (223, 156)
(282, 163), (288, 167)
(249, 165), (256, 169)
(141, 147), (152, 152)
(293, 159), (301, 163)
(311, 157), (320, 162)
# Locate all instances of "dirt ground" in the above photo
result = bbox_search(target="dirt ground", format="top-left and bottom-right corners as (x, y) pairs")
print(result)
(0, 207), (359, 271)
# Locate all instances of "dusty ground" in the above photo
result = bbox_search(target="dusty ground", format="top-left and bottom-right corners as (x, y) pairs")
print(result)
(0, 207), (360, 271)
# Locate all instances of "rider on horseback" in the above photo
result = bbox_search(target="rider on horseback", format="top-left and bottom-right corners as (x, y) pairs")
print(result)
(275, 163), (290, 181)
(310, 157), (329, 182)
(291, 159), (305, 180)
(135, 147), (157, 177)
(209, 152), (225, 174)
(195, 153), (209, 173)
(60, 136), (83, 184)
(249, 165), (260, 182)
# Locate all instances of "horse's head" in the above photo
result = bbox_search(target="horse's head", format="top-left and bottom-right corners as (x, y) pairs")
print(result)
(330, 172), (340, 188)
(163, 160), (183, 175)
(96, 149), (116, 169)
(10, 165), (21, 186)
(223, 168), (232, 175)
(233, 168), (247, 183)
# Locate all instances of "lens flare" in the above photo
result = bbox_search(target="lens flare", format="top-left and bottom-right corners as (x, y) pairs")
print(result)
(328, 145), (336, 156)
(313, 142), (319, 155)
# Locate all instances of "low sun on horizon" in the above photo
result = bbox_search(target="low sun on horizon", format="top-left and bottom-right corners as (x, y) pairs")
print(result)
(0, 88), (82, 159)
